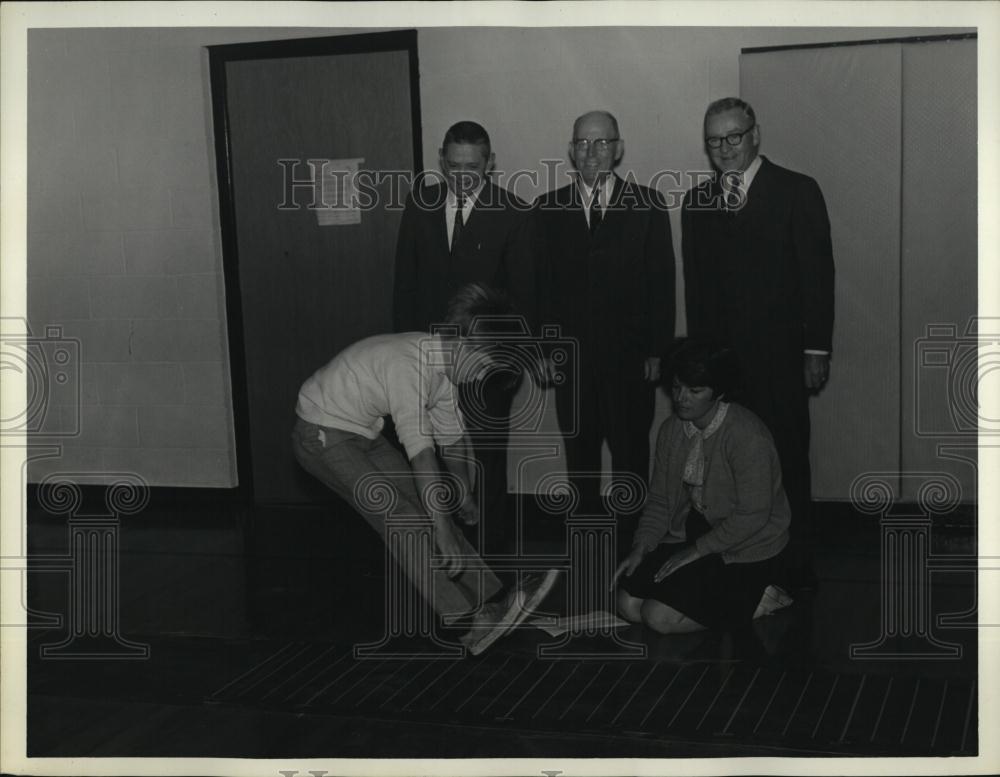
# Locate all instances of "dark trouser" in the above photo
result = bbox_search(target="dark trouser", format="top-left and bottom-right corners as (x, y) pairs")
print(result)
(738, 362), (814, 569)
(457, 371), (521, 557)
(554, 361), (655, 521)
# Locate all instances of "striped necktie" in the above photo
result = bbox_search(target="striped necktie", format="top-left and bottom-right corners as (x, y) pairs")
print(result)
(722, 171), (744, 212)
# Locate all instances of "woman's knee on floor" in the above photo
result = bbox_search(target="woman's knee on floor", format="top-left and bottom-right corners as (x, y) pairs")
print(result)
(640, 599), (692, 634)
(616, 588), (644, 622)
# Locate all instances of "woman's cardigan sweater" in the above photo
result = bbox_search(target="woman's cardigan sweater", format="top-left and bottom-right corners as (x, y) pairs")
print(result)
(633, 402), (790, 564)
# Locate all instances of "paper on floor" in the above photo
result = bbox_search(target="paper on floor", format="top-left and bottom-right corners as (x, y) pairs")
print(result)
(529, 610), (629, 637)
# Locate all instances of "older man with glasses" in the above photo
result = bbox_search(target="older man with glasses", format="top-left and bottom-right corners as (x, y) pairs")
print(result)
(533, 110), (675, 534)
(681, 97), (836, 593)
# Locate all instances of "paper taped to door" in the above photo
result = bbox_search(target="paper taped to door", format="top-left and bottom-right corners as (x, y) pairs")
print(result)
(316, 157), (363, 226)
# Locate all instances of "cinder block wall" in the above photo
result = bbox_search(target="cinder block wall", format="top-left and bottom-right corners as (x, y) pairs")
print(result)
(25, 27), (346, 487)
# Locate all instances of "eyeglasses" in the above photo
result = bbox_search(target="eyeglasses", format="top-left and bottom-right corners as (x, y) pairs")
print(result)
(704, 123), (755, 149)
(572, 138), (619, 154)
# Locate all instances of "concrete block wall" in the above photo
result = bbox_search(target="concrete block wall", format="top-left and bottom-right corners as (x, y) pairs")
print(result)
(25, 27), (344, 488)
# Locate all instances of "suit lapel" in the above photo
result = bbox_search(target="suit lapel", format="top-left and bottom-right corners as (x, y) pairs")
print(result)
(570, 181), (588, 231)
(426, 189), (453, 259)
(730, 156), (770, 220)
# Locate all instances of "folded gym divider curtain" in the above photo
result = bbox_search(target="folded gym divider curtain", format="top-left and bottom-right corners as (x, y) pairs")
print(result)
(741, 37), (976, 502)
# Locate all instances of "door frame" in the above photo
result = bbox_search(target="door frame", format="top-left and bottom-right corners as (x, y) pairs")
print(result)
(208, 30), (422, 503)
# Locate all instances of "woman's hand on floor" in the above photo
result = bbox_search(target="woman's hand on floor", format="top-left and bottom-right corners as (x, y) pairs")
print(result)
(610, 545), (648, 591)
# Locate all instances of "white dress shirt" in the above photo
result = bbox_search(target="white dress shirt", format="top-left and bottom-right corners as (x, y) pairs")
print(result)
(445, 183), (483, 242)
(577, 175), (616, 228)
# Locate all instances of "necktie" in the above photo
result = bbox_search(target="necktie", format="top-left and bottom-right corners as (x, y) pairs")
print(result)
(451, 196), (465, 253)
(589, 189), (603, 236)
(723, 171), (743, 212)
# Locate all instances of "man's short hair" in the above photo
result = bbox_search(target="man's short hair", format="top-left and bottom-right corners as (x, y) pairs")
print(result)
(704, 97), (756, 125)
(442, 121), (491, 156)
(444, 282), (517, 338)
(661, 337), (741, 400)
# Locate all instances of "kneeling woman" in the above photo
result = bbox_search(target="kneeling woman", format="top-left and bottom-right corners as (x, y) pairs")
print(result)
(612, 338), (791, 634)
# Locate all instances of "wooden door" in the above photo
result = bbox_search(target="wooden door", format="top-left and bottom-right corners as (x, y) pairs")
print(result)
(211, 32), (421, 503)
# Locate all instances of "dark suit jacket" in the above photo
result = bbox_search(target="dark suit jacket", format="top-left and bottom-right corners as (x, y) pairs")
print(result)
(682, 156), (835, 376)
(682, 155), (834, 521)
(392, 181), (535, 333)
(533, 175), (675, 372)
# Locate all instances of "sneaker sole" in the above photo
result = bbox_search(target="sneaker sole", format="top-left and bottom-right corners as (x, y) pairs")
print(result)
(465, 591), (528, 656)
(465, 569), (560, 656)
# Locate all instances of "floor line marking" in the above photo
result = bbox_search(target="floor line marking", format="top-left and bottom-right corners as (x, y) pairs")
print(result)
(209, 642), (304, 698)
(871, 676), (894, 742)
(428, 655), (491, 712)
(960, 682), (975, 753)
(640, 666), (684, 729)
(356, 657), (414, 707)
(899, 678), (921, 744)
(289, 662), (361, 705)
(401, 658), (459, 711)
(237, 643), (323, 698)
(532, 661), (581, 720)
(697, 666), (735, 731)
(722, 667), (760, 735)
(811, 674), (840, 740)
(781, 672), (814, 738)
(668, 664), (710, 729)
(325, 659), (387, 706)
(752, 671), (786, 735)
(586, 664), (632, 723)
(375, 659), (435, 710)
(838, 674), (867, 743)
(269, 645), (342, 701)
(482, 659), (535, 716)
(930, 680), (949, 750)
(502, 662), (556, 719)
(454, 656), (513, 713)
(558, 663), (606, 721)
(611, 663), (659, 727)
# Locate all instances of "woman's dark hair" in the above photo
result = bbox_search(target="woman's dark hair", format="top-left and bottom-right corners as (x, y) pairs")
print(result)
(661, 337), (741, 399)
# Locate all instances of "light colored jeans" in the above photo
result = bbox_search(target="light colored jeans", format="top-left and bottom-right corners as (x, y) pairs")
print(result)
(291, 417), (502, 617)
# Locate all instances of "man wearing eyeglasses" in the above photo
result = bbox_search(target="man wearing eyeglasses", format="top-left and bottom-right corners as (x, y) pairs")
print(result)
(533, 110), (675, 528)
(681, 97), (835, 591)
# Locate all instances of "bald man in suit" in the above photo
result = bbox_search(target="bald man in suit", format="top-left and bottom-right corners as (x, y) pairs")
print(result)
(533, 110), (675, 527)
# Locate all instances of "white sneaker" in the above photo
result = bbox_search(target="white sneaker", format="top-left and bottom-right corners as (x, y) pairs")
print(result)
(461, 569), (560, 656)
(752, 584), (794, 619)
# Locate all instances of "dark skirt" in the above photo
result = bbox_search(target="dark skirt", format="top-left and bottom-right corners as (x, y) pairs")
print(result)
(620, 510), (786, 631)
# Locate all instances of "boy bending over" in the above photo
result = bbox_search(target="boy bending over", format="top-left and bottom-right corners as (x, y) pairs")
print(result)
(292, 282), (557, 655)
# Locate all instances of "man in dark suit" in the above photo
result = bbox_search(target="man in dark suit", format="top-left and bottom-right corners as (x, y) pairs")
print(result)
(534, 110), (675, 524)
(393, 121), (534, 557)
(682, 97), (835, 589)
